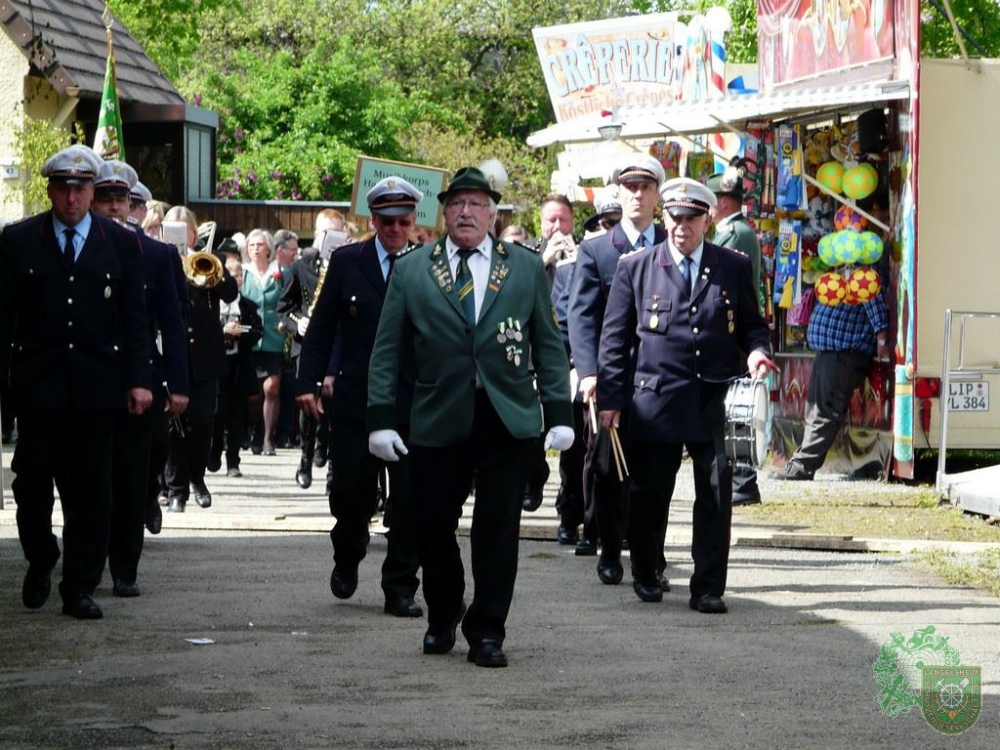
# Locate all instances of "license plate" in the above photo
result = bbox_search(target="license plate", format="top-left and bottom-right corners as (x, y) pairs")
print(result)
(947, 381), (990, 411)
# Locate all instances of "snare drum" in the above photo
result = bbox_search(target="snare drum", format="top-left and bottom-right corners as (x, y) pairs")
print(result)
(723, 377), (772, 469)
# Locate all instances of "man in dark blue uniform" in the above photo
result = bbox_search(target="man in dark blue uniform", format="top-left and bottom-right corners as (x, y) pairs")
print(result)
(296, 177), (423, 618)
(0, 145), (152, 619)
(91, 159), (189, 597)
(598, 178), (777, 613)
(568, 155), (667, 587)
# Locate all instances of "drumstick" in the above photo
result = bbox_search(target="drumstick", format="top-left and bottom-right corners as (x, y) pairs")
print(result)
(588, 398), (599, 435)
(610, 424), (629, 479)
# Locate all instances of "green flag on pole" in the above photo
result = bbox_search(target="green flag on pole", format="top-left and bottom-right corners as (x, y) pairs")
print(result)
(93, 7), (124, 161)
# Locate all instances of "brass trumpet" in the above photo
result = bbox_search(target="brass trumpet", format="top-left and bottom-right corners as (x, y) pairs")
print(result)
(184, 251), (224, 288)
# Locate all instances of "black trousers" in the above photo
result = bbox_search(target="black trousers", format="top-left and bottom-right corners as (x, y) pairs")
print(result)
(165, 378), (217, 500)
(213, 361), (249, 470)
(410, 390), (533, 645)
(328, 419), (420, 601)
(13, 408), (116, 597)
(582, 418), (628, 562)
(628, 435), (733, 600)
(556, 400), (589, 532)
(108, 398), (159, 583)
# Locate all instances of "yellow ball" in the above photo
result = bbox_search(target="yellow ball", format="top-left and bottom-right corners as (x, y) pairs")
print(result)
(845, 267), (881, 305)
(842, 164), (878, 200)
(815, 272), (847, 306)
(816, 161), (845, 194)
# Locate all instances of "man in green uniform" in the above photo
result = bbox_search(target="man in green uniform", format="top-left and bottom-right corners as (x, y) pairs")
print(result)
(366, 167), (573, 668)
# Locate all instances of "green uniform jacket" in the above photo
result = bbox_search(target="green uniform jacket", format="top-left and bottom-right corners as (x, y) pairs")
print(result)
(713, 213), (763, 312)
(368, 236), (572, 447)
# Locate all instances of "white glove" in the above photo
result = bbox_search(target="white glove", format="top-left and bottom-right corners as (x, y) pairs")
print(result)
(368, 429), (408, 462)
(298, 316), (310, 337)
(544, 425), (575, 451)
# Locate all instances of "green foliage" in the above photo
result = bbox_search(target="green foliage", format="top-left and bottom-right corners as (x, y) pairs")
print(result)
(107, 0), (241, 82)
(3, 119), (85, 216)
(921, 0), (1000, 57)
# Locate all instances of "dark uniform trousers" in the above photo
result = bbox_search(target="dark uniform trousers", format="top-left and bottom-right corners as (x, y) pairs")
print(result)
(109, 391), (162, 583)
(409, 390), (534, 645)
(164, 378), (217, 499)
(214, 355), (251, 471)
(329, 419), (419, 601)
(627, 388), (733, 599)
(13, 409), (117, 596)
(556, 400), (588, 532)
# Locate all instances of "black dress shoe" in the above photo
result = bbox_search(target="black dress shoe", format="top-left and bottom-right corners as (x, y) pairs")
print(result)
(384, 596), (424, 618)
(296, 458), (313, 489)
(168, 496), (186, 513)
(575, 538), (597, 557)
(206, 454), (222, 473)
(632, 580), (663, 603)
(145, 500), (163, 535)
(658, 575), (671, 592)
(263, 446), (277, 457)
(467, 639), (508, 668)
(62, 593), (103, 619)
(313, 450), (328, 469)
(22, 560), (56, 609)
(732, 491), (762, 506)
(522, 487), (544, 512)
(423, 601), (466, 655)
(250, 444), (263, 456)
(557, 524), (579, 545)
(329, 566), (358, 599)
(227, 467), (242, 478)
(597, 558), (624, 585)
(192, 481), (212, 509)
(771, 463), (813, 481)
(113, 580), (141, 598)
(690, 594), (728, 614)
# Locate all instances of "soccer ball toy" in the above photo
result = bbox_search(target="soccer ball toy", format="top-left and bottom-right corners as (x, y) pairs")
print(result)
(815, 272), (847, 306)
(816, 161), (845, 194)
(857, 231), (884, 264)
(834, 206), (868, 232)
(845, 266), (881, 304)
(842, 163), (878, 200)
(828, 229), (863, 265)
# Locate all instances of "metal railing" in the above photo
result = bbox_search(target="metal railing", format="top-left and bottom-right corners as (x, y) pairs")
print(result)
(936, 309), (1000, 495)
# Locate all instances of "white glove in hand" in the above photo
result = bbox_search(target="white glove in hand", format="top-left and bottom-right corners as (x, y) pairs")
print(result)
(544, 425), (575, 451)
(368, 429), (408, 462)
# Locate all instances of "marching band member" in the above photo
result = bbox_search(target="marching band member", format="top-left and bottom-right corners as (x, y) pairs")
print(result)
(597, 177), (776, 613)
(1, 145), (151, 619)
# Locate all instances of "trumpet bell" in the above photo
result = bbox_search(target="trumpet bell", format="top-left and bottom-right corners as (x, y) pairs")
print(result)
(184, 250), (224, 288)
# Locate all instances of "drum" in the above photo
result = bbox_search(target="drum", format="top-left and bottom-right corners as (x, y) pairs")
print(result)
(723, 377), (772, 469)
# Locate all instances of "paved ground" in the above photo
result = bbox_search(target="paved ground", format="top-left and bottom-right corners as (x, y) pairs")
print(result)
(1, 445), (998, 748)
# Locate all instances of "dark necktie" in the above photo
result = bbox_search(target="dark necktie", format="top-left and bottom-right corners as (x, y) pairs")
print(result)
(456, 247), (477, 327)
(635, 234), (647, 249)
(63, 227), (77, 265)
(681, 256), (693, 296)
(386, 253), (396, 282)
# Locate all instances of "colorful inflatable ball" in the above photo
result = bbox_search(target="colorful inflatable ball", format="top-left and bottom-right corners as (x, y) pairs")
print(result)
(845, 267), (881, 305)
(834, 205), (868, 232)
(829, 230), (863, 265)
(857, 231), (884, 264)
(816, 161), (845, 194)
(842, 163), (878, 200)
(815, 272), (847, 306)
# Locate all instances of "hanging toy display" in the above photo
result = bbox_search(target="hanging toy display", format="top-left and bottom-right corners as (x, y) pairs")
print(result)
(815, 271), (848, 306)
(845, 266), (882, 305)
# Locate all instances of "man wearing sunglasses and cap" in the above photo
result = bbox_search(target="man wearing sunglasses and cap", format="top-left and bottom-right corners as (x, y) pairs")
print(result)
(297, 177), (424, 619)
(0, 145), (152, 619)
(366, 166), (573, 667)
(598, 177), (777, 614)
